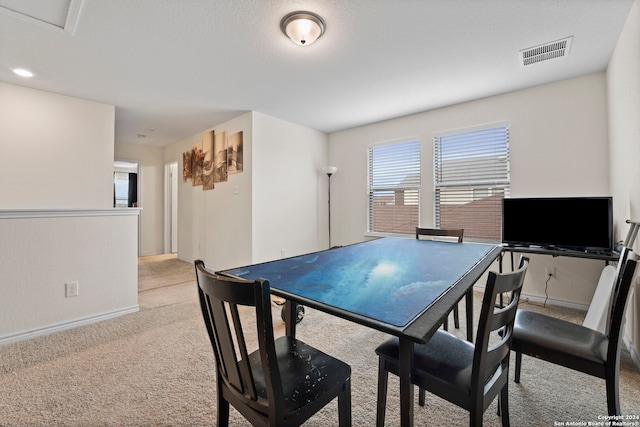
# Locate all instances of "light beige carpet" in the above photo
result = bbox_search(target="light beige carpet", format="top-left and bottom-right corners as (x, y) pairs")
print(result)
(1, 254), (639, 426)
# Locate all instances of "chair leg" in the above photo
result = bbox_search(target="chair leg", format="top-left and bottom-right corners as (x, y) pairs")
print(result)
(217, 394), (230, 427)
(418, 387), (425, 406)
(443, 316), (449, 331)
(500, 384), (511, 427)
(469, 399), (484, 427)
(514, 352), (522, 383)
(605, 369), (621, 416)
(338, 378), (352, 427)
(470, 409), (483, 427)
(376, 359), (389, 427)
(216, 374), (230, 427)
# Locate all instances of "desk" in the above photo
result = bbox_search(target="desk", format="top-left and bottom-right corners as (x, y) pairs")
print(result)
(502, 245), (618, 262)
(500, 245), (619, 272)
(221, 237), (502, 426)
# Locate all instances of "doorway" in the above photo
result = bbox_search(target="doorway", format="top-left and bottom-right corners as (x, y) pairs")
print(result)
(165, 162), (178, 254)
(114, 160), (141, 255)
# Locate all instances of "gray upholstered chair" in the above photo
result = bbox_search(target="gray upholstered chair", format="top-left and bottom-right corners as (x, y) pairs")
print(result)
(511, 249), (636, 416)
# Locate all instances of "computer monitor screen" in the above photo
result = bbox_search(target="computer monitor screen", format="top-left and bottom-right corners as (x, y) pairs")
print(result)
(502, 197), (613, 251)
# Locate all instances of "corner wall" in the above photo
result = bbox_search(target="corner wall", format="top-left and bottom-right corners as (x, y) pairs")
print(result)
(606, 0), (640, 367)
(164, 113), (254, 270)
(251, 112), (330, 263)
(164, 111), (330, 271)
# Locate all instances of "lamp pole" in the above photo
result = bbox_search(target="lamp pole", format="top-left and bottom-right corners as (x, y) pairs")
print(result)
(323, 166), (338, 248)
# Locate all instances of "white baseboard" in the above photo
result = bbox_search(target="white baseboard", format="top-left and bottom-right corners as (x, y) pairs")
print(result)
(473, 284), (589, 311)
(518, 292), (589, 311)
(0, 305), (140, 346)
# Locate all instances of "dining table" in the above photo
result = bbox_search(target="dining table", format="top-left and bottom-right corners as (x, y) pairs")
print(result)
(219, 236), (503, 426)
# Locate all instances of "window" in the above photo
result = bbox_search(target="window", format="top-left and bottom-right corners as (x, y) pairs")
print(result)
(113, 172), (138, 208)
(114, 172), (131, 208)
(367, 140), (421, 235)
(434, 124), (510, 242)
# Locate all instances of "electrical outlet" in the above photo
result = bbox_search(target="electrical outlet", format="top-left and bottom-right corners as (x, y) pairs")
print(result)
(66, 281), (79, 297)
(545, 267), (555, 279)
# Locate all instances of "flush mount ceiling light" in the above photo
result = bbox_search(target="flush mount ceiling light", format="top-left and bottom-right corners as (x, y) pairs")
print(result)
(280, 11), (325, 46)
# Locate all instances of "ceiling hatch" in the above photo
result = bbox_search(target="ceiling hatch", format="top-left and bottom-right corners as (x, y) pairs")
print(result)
(519, 37), (573, 67)
(0, 0), (83, 34)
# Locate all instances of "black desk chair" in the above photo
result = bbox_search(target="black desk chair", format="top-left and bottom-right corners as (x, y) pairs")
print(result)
(195, 260), (352, 426)
(511, 249), (636, 416)
(416, 227), (471, 340)
(375, 256), (529, 427)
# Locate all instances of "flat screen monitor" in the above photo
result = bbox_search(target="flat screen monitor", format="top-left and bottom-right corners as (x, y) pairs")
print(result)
(502, 197), (613, 252)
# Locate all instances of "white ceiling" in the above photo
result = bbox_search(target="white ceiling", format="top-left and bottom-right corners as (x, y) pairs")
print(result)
(0, 0), (634, 147)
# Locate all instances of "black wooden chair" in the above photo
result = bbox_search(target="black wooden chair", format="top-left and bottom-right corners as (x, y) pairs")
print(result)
(416, 227), (471, 340)
(511, 249), (637, 416)
(375, 256), (529, 427)
(194, 260), (352, 426)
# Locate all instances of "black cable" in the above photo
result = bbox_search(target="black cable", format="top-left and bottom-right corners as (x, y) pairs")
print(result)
(544, 274), (551, 308)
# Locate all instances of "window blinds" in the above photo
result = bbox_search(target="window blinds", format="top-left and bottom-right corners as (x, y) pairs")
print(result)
(367, 140), (421, 235)
(434, 125), (510, 241)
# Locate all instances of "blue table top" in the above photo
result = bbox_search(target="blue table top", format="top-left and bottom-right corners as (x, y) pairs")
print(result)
(223, 237), (499, 327)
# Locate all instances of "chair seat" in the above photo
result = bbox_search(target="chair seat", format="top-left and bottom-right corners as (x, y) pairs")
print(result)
(248, 336), (352, 415)
(376, 330), (475, 394)
(513, 310), (608, 365)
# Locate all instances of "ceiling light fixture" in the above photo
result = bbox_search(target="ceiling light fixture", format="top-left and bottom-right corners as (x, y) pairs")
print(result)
(280, 11), (325, 46)
(12, 68), (34, 78)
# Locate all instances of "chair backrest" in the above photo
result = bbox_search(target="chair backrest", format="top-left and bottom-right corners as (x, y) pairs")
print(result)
(194, 260), (283, 419)
(415, 227), (464, 242)
(583, 247), (631, 333)
(472, 256), (529, 410)
(582, 264), (616, 333)
(605, 247), (632, 334)
(606, 253), (637, 365)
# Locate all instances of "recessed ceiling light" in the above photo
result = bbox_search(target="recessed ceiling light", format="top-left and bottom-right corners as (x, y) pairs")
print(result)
(12, 68), (34, 78)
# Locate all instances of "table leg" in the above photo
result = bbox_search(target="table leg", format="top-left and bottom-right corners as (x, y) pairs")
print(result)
(283, 300), (297, 339)
(465, 290), (474, 342)
(399, 337), (414, 427)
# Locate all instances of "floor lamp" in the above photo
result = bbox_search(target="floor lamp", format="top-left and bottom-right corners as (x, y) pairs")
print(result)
(323, 166), (338, 248)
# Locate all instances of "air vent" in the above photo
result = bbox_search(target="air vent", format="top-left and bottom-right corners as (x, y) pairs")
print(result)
(519, 37), (573, 67)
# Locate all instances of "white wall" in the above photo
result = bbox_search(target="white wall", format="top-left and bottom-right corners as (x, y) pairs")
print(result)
(252, 112), (329, 263)
(329, 73), (610, 308)
(0, 83), (114, 209)
(607, 0), (640, 365)
(0, 83), (139, 344)
(115, 143), (166, 255)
